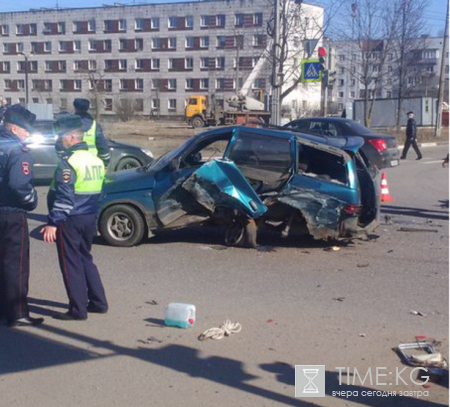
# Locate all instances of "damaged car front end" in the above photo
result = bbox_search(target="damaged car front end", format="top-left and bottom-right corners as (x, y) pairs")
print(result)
(98, 126), (379, 247)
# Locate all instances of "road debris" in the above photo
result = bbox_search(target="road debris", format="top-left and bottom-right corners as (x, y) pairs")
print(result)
(198, 320), (242, 341)
(410, 310), (427, 317)
(145, 300), (158, 305)
(398, 227), (438, 233)
(358, 333), (366, 338)
(324, 246), (341, 252)
(357, 263), (369, 268)
(333, 297), (346, 302)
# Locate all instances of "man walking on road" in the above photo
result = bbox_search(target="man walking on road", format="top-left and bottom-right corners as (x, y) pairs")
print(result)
(40, 115), (108, 321)
(0, 104), (44, 327)
(401, 111), (422, 160)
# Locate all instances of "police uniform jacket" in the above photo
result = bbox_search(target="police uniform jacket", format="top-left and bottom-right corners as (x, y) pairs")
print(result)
(406, 118), (417, 139)
(0, 125), (38, 212)
(47, 142), (105, 227)
(79, 112), (110, 165)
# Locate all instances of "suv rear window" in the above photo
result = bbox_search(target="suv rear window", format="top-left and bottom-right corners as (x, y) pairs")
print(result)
(298, 144), (348, 185)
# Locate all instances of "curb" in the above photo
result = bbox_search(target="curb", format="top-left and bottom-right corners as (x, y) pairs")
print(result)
(399, 141), (448, 148)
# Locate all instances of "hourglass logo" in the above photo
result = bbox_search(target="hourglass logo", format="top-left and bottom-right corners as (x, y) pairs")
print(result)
(295, 365), (325, 397)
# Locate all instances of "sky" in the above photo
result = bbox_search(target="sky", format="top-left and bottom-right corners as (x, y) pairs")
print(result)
(0, 0), (448, 36)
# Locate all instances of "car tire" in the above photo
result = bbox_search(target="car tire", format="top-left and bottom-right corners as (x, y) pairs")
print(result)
(99, 205), (146, 247)
(192, 117), (205, 128)
(116, 157), (142, 172)
(224, 218), (257, 248)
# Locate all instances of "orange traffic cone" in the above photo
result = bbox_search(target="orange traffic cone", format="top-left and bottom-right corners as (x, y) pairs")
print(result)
(380, 172), (394, 202)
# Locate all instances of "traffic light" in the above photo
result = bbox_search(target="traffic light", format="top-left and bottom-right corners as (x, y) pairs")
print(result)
(318, 46), (327, 71)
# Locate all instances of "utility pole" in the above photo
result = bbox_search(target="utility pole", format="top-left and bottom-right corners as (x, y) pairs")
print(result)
(270, 0), (281, 125)
(435, 2), (449, 137)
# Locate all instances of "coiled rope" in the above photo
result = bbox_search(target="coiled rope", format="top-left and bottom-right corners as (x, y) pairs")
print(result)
(198, 320), (242, 341)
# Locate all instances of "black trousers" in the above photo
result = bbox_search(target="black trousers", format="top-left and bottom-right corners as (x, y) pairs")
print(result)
(0, 211), (30, 323)
(56, 214), (108, 319)
(401, 137), (422, 159)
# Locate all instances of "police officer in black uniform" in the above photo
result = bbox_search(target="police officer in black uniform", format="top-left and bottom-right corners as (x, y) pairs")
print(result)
(40, 115), (108, 320)
(0, 104), (44, 327)
(401, 111), (422, 160)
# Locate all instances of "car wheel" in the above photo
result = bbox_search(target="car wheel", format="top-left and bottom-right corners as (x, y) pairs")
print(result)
(224, 218), (257, 248)
(116, 157), (142, 172)
(99, 205), (145, 247)
(192, 117), (205, 128)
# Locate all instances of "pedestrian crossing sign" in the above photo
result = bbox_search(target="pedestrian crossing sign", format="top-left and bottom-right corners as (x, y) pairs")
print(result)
(301, 59), (322, 83)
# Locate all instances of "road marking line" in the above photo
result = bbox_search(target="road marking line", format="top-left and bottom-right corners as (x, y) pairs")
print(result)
(422, 160), (444, 164)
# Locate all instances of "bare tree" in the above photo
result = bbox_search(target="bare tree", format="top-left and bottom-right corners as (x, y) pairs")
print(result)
(390, 0), (429, 131)
(114, 97), (138, 122)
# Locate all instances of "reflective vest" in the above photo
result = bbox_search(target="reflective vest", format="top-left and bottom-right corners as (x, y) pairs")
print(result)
(68, 150), (105, 195)
(83, 120), (98, 156)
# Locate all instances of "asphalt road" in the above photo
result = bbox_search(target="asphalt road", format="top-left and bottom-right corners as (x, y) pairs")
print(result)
(1, 145), (448, 407)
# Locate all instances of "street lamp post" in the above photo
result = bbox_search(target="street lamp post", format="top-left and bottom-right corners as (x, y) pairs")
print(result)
(18, 52), (29, 106)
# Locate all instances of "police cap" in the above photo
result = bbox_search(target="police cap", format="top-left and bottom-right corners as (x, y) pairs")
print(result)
(73, 98), (90, 113)
(407, 111), (413, 115)
(3, 104), (36, 131)
(54, 114), (84, 136)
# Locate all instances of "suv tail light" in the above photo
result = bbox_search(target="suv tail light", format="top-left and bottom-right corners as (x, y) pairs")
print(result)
(343, 204), (362, 216)
(368, 139), (387, 152)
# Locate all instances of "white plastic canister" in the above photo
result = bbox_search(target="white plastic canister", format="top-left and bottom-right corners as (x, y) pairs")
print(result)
(164, 303), (196, 328)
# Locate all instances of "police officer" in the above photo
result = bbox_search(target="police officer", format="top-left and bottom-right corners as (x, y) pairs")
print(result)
(73, 98), (110, 166)
(40, 114), (108, 320)
(0, 104), (44, 327)
(401, 111), (422, 160)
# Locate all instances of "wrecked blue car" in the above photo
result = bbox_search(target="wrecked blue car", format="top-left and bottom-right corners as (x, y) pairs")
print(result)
(98, 126), (379, 247)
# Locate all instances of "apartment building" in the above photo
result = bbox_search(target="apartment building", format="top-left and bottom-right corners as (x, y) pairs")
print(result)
(0, 0), (323, 118)
(329, 36), (449, 115)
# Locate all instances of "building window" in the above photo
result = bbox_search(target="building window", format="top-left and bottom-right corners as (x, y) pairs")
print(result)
(168, 79), (176, 90)
(168, 99), (177, 110)
(151, 58), (160, 70)
(57, 22), (65, 34)
(88, 40), (96, 51)
(1, 25), (9, 36)
(73, 60), (81, 71)
(216, 15), (226, 26)
(168, 37), (176, 49)
(4, 80), (12, 90)
(351, 79), (356, 86)
(200, 16), (210, 27)
(104, 98), (113, 111)
(338, 55), (346, 61)
(253, 13), (263, 25)
(73, 22), (82, 33)
(88, 60), (96, 70)
(104, 60), (112, 70)
(118, 19), (127, 31)
(152, 38), (161, 49)
(350, 91), (355, 98)
(168, 17), (177, 29)
(58, 61), (66, 71)
(74, 80), (82, 90)
(200, 57), (209, 69)
(168, 59), (174, 70)
(151, 18), (159, 29)
(185, 37), (194, 48)
(217, 36), (226, 48)
(151, 99), (160, 110)
(2, 61), (10, 71)
(200, 78), (209, 89)
(119, 79), (128, 90)
(338, 79), (344, 86)
(216, 57), (225, 69)
(135, 39), (143, 51)
(135, 99), (144, 111)
(104, 79), (112, 91)
(17, 80), (25, 89)
(135, 59), (143, 70)
(200, 36), (209, 48)
(135, 79), (143, 90)
(235, 14), (244, 26)
(88, 20), (96, 32)
(17, 43), (24, 53)
(253, 35), (264, 47)
(151, 80), (159, 90)
(104, 40), (112, 51)
(338, 91), (344, 98)
(339, 67), (345, 74)
(59, 41), (67, 52)
(185, 57), (193, 69)
(135, 18), (143, 31)
(215, 78), (224, 90)
(119, 39), (127, 51)
(104, 21), (112, 31)
(185, 16), (193, 28)
(119, 59), (127, 70)
(73, 41), (81, 51)
(16, 24), (24, 35)
(185, 79), (194, 90)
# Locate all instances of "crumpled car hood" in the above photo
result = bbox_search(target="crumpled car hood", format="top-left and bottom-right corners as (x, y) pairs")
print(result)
(182, 159), (267, 219)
